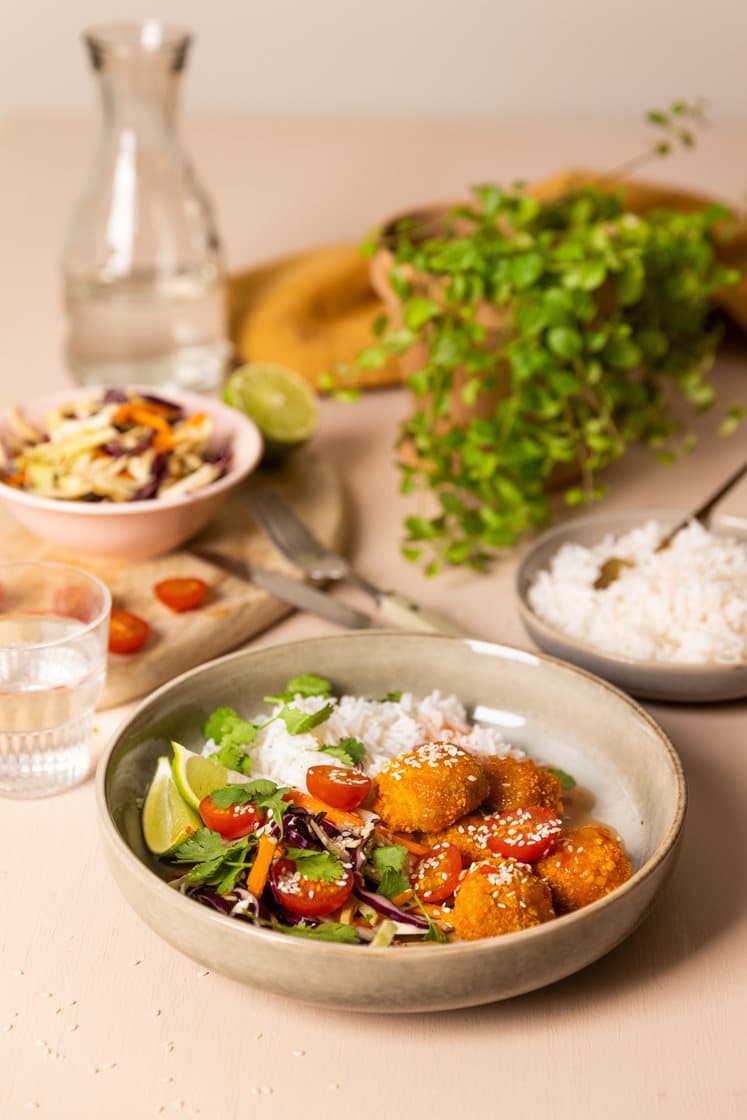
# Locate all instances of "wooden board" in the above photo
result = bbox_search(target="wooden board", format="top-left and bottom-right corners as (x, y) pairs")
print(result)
(0, 449), (345, 708)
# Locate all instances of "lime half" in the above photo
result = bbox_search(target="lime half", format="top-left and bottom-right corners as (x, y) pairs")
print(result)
(171, 741), (228, 812)
(142, 756), (202, 856)
(223, 362), (319, 460)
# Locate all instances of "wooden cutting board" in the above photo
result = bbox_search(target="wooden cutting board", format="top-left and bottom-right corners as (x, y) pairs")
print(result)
(0, 449), (345, 708)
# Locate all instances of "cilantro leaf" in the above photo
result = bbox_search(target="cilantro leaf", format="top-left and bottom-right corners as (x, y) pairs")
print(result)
(172, 827), (225, 864)
(276, 702), (334, 736)
(212, 740), (252, 776)
(284, 847), (346, 883)
(274, 921), (360, 944)
(318, 737), (366, 766)
(264, 673), (333, 703)
(413, 893), (449, 943)
(202, 707), (259, 752)
(372, 844), (410, 900)
(547, 766), (576, 790)
(210, 780), (291, 833)
(384, 690), (402, 702)
(171, 828), (256, 892)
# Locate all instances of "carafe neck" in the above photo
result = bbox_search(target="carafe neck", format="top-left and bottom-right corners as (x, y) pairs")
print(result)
(85, 22), (190, 135)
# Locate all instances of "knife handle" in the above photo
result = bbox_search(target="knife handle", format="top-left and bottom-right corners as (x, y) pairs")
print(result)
(376, 591), (468, 636)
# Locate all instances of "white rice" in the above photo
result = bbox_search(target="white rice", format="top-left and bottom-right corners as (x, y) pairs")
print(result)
(205, 689), (523, 789)
(528, 519), (747, 664)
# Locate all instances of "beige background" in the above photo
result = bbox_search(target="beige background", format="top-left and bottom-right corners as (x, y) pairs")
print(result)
(0, 113), (746, 1120)
(1, 0), (747, 119)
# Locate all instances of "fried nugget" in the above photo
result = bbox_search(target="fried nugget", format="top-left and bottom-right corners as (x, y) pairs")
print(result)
(482, 756), (563, 815)
(451, 858), (555, 941)
(372, 741), (488, 833)
(535, 825), (632, 913)
(421, 811), (504, 863)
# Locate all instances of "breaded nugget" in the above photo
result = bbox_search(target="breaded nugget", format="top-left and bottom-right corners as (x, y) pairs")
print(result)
(451, 858), (555, 940)
(482, 756), (563, 815)
(422, 811), (504, 862)
(535, 825), (632, 913)
(372, 740), (488, 833)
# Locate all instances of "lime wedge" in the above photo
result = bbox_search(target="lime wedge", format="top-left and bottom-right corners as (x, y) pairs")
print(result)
(223, 363), (319, 461)
(142, 756), (202, 856)
(171, 741), (228, 812)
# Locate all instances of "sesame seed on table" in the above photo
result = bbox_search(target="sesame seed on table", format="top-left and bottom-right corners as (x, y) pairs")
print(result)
(1, 113), (746, 1120)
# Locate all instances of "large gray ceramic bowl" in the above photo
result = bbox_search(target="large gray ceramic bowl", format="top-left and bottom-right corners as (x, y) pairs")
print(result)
(516, 509), (747, 704)
(97, 632), (686, 1013)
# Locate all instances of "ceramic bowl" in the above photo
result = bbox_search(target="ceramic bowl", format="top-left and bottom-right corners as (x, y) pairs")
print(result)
(516, 509), (747, 704)
(0, 385), (263, 561)
(97, 632), (686, 1013)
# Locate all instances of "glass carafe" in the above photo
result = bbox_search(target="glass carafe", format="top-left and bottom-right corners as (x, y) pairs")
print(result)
(62, 21), (230, 391)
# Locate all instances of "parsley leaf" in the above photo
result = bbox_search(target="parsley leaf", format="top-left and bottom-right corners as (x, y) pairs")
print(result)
(284, 847), (346, 883)
(384, 690), (402, 702)
(202, 707), (259, 752)
(372, 844), (410, 900)
(210, 780), (291, 833)
(212, 740), (252, 775)
(276, 702), (334, 736)
(264, 674), (333, 703)
(318, 737), (366, 766)
(273, 921), (360, 944)
(547, 766), (576, 790)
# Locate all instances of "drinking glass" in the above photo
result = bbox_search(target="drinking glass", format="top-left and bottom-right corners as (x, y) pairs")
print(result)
(62, 20), (230, 391)
(0, 562), (111, 798)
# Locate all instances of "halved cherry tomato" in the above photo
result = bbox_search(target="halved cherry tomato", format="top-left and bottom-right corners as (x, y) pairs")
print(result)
(485, 806), (562, 863)
(154, 577), (208, 613)
(412, 842), (463, 903)
(199, 794), (263, 839)
(108, 609), (150, 654)
(306, 765), (372, 811)
(269, 857), (354, 917)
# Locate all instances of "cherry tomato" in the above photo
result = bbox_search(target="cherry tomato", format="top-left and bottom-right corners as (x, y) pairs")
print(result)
(306, 765), (372, 811)
(412, 842), (463, 903)
(108, 609), (150, 654)
(52, 585), (96, 623)
(269, 857), (354, 917)
(485, 806), (562, 863)
(154, 578), (208, 613)
(199, 794), (263, 839)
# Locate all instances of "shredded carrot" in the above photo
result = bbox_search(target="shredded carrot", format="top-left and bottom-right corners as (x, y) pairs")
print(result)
(181, 410), (208, 428)
(391, 889), (414, 907)
(283, 789), (364, 831)
(392, 833), (430, 857)
(153, 429), (177, 453)
(113, 403), (171, 433)
(421, 903), (452, 920)
(247, 834), (277, 897)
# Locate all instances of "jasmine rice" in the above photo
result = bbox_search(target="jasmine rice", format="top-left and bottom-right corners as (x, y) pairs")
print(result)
(528, 520), (747, 664)
(205, 690), (523, 789)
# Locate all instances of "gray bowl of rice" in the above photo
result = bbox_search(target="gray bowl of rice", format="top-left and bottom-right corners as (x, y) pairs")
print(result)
(516, 509), (747, 703)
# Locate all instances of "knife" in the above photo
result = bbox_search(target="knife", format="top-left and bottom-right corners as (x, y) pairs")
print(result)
(192, 548), (376, 630)
(244, 489), (467, 637)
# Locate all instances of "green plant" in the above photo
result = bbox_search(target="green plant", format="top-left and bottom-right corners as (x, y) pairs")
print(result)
(358, 104), (742, 573)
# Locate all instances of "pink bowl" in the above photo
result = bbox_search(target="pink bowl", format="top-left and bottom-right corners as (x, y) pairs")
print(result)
(0, 385), (263, 561)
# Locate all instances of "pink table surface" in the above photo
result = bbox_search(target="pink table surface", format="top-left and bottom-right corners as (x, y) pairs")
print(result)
(0, 114), (745, 1120)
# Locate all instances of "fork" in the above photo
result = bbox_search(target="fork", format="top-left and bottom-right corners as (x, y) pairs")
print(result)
(245, 488), (467, 636)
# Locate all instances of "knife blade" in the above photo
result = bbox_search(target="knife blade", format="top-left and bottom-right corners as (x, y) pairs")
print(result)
(192, 548), (376, 631)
